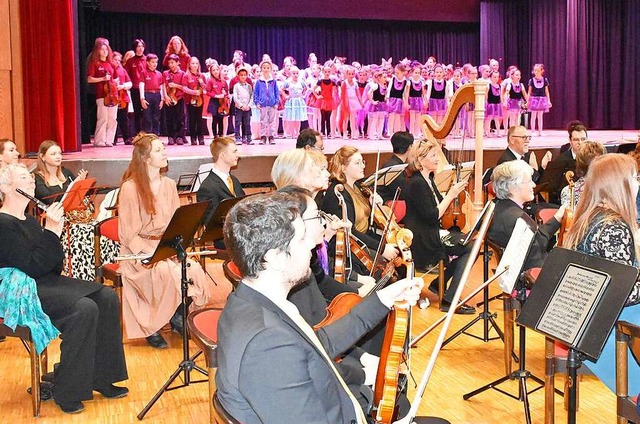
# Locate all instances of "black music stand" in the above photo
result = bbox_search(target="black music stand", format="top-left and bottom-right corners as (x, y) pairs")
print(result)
(517, 248), (638, 424)
(199, 195), (248, 244)
(137, 201), (212, 420)
(535, 159), (575, 202)
(440, 200), (507, 348)
(360, 163), (408, 188)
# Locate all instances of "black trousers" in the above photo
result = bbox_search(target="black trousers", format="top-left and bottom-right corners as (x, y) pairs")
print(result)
(142, 92), (161, 135)
(115, 106), (131, 142)
(130, 88), (143, 134)
(48, 287), (127, 403)
(165, 99), (186, 140)
(187, 104), (204, 139)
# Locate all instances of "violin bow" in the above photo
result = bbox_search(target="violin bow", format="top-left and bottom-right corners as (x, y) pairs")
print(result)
(369, 149), (382, 227)
(369, 187), (400, 277)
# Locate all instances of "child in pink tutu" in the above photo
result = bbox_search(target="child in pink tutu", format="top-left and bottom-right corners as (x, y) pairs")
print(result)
(425, 64), (447, 125)
(385, 63), (408, 135)
(367, 69), (388, 139)
(527, 63), (552, 136)
(340, 66), (364, 140)
(504, 68), (529, 129)
(484, 71), (504, 137)
(404, 64), (426, 139)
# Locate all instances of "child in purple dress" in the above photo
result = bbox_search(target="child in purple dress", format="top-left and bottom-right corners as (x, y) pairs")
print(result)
(527, 63), (552, 136)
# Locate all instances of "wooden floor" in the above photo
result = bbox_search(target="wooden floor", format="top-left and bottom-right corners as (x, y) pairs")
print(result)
(0, 260), (618, 423)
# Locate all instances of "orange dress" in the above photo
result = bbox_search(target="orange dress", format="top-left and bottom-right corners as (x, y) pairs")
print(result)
(118, 177), (231, 338)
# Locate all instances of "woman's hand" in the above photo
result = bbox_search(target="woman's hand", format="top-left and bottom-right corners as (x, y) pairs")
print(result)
(377, 277), (423, 309)
(75, 169), (88, 181)
(44, 202), (65, 237)
(382, 244), (399, 261)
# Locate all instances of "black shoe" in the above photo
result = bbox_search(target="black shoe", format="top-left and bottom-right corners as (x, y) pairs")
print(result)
(95, 384), (129, 399)
(27, 381), (54, 401)
(170, 311), (184, 334)
(145, 332), (168, 349)
(168, 137), (175, 146)
(198, 135), (205, 145)
(124, 138), (133, 145)
(190, 137), (198, 145)
(259, 136), (267, 145)
(440, 302), (476, 315)
(176, 137), (185, 145)
(268, 136), (275, 144)
(56, 400), (85, 414)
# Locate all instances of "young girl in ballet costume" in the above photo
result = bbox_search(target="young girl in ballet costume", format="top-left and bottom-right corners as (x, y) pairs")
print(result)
(367, 69), (388, 139)
(282, 66), (307, 139)
(465, 66), (479, 137)
(385, 63), (408, 135)
(316, 65), (338, 138)
(404, 64), (426, 139)
(484, 71), (504, 137)
(425, 64), (447, 125)
(504, 69), (529, 129)
(305, 64), (321, 132)
(340, 66), (363, 140)
(355, 69), (369, 138)
(527, 63), (552, 136)
(446, 68), (464, 137)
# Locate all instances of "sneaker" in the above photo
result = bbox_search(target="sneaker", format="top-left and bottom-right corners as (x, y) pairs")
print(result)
(259, 136), (267, 145)
(198, 135), (205, 145)
(145, 332), (168, 349)
(124, 138), (133, 145)
(176, 137), (185, 145)
(235, 138), (243, 145)
(242, 136), (250, 144)
(168, 137), (175, 146)
(190, 137), (198, 146)
(268, 136), (275, 145)
(95, 384), (129, 399)
(56, 401), (85, 414)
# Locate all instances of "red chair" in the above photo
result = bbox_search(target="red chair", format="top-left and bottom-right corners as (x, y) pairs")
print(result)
(187, 307), (223, 424)
(94, 216), (122, 289)
(0, 318), (49, 416)
(385, 200), (407, 223)
(536, 207), (559, 225)
(222, 259), (242, 289)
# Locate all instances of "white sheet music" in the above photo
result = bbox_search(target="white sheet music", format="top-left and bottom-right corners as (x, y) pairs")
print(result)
(434, 161), (474, 193)
(496, 218), (535, 293)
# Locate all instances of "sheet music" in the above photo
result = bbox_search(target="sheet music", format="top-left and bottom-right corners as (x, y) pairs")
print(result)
(191, 163), (215, 192)
(360, 163), (408, 187)
(536, 264), (610, 346)
(434, 161), (474, 193)
(496, 218), (535, 293)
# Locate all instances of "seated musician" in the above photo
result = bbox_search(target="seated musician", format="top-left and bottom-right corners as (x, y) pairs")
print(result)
(295, 127), (324, 151)
(118, 132), (231, 349)
(496, 126), (551, 185)
(377, 131), (413, 203)
(33, 140), (88, 205)
(0, 139), (21, 168)
(321, 146), (399, 277)
(217, 191), (422, 423)
(0, 164), (128, 414)
(487, 160), (565, 270)
(196, 136), (245, 247)
(546, 120), (588, 203)
(272, 148), (374, 298)
(563, 154), (640, 395)
(559, 141), (605, 207)
(403, 139), (475, 314)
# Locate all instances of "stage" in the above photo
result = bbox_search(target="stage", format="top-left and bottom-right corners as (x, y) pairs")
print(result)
(58, 129), (638, 187)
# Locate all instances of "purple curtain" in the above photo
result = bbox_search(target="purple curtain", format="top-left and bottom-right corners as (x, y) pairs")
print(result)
(481, 0), (640, 130)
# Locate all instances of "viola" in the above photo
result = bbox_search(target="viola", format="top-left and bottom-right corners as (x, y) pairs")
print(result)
(103, 72), (119, 107)
(333, 184), (352, 283)
(117, 89), (128, 109)
(356, 182), (402, 242)
(166, 86), (179, 105)
(374, 228), (414, 423)
(558, 171), (575, 247)
(441, 162), (467, 231)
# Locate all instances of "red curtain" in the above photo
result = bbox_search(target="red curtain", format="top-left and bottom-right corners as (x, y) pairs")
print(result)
(21, 0), (79, 152)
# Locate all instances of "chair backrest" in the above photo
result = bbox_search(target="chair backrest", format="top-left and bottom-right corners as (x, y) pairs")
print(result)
(94, 216), (120, 284)
(213, 392), (242, 424)
(385, 200), (406, 223)
(223, 259), (242, 289)
(536, 207), (559, 225)
(188, 307), (223, 368)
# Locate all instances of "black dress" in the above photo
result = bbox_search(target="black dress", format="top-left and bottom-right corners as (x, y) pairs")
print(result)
(0, 213), (127, 403)
(34, 167), (75, 204)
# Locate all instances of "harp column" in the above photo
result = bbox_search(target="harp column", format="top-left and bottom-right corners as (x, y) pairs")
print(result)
(472, 80), (487, 217)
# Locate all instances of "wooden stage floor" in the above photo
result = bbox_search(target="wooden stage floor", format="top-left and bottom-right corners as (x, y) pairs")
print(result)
(0, 259), (619, 423)
(58, 129), (638, 187)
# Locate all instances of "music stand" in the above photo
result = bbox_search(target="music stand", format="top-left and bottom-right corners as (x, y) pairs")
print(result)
(517, 248), (638, 424)
(61, 177), (97, 211)
(137, 201), (212, 420)
(198, 195), (248, 245)
(440, 201), (505, 348)
(360, 163), (408, 188)
(535, 159), (575, 201)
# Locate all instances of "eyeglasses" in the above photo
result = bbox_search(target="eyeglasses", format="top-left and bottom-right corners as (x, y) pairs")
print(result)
(312, 144), (325, 152)
(511, 135), (532, 141)
(570, 137), (587, 142)
(303, 212), (326, 226)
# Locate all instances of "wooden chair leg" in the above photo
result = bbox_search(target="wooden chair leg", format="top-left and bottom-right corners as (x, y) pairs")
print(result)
(616, 331), (629, 424)
(437, 260), (445, 307)
(28, 340), (41, 417)
(545, 336), (555, 424)
(209, 367), (217, 424)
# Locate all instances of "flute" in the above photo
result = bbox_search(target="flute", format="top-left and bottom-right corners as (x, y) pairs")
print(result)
(16, 188), (49, 212)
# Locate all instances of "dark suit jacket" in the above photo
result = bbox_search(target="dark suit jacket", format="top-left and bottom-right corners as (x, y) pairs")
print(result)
(487, 198), (560, 271)
(216, 283), (389, 424)
(377, 154), (407, 203)
(496, 148), (541, 183)
(196, 170), (245, 228)
(402, 172), (446, 269)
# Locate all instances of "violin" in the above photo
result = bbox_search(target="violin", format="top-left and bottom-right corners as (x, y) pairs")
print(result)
(103, 72), (119, 107)
(356, 182), (402, 241)
(558, 170), (575, 247)
(333, 184), (352, 283)
(218, 89), (230, 114)
(441, 162), (467, 231)
(374, 228), (414, 423)
(117, 88), (128, 109)
(190, 77), (205, 107)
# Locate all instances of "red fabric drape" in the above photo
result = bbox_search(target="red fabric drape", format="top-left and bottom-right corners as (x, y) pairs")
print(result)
(21, 0), (78, 152)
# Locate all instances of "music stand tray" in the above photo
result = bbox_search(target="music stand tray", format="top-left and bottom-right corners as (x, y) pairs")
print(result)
(198, 195), (247, 244)
(360, 163), (408, 188)
(61, 177), (97, 211)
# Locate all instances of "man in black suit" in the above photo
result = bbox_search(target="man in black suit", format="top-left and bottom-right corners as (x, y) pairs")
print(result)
(196, 136), (245, 234)
(216, 192), (421, 424)
(496, 125), (552, 184)
(377, 131), (413, 203)
(545, 120), (586, 203)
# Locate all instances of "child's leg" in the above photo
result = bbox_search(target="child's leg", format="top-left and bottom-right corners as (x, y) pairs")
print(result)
(537, 112), (544, 135)
(349, 112), (358, 139)
(495, 118), (503, 137)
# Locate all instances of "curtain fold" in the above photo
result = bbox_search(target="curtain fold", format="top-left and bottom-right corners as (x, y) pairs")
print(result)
(21, 0), (78, 152)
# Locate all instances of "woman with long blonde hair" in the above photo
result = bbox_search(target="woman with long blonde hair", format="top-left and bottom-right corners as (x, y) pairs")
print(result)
(118, 132), (230, 348)
(563, 153), (640, 395)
